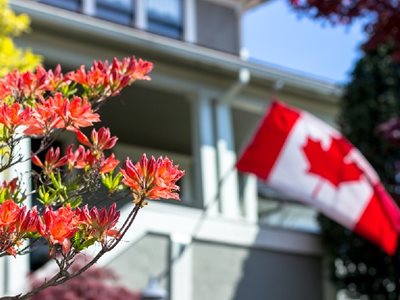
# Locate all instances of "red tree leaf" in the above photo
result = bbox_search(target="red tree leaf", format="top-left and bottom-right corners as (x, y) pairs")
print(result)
(302, 136), (363, 187)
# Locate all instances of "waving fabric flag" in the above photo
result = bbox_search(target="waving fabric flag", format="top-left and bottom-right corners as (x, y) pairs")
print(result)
(237, 101), (400, 255)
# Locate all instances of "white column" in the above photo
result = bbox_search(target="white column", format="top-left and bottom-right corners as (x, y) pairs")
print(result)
(183, 0), (196, 43)
(243, 174), (258, 222)
(191, 93), (219, 215)
(82, 0), (95, 15)
(0, 171), (5, 296)
(215, 103), (241, 219)
(169, 233), (192, 300)
(5, 136), (31, 295)
(135, 0), (147, 30)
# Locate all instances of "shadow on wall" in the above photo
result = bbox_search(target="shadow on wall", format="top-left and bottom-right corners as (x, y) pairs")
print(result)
(232, 244), (323, 300)
(192, 237), (322, 300)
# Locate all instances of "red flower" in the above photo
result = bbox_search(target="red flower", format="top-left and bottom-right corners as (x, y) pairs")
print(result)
(47, 93), (100, 131)
(0, 199), (21, 227)
(66, 143), (119, 174)
(38, 205), (81, 254)
(0, 200), (24, 256)
(32, 147), (68, 175)
(23, 97), (64, 136)
(0, 70), (45, 100)
(76, 127), (118, 154)
(122, 57), (153, 81)
(24, 93), (100, 136)
(76, 203), (120, 243)
(0, 103), (31, 130)
(120, 154), (185, 201)
(0, 66), (70, 102)
(69, 64), (104, 88)
(108, 57), (153, 95)
(65, 96), (100, 130)
(66, 145), (89, 170)
(41, 65), (69, 92)
(67, 57), (153, 97)
(19, 68), (48, 98)
(1, 178), (18, 196)
(100, 154), (119, 174)
(16, 206), (40, 235)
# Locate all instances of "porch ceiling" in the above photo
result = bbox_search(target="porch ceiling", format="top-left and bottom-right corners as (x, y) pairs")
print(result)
(99, 86), (192, 155)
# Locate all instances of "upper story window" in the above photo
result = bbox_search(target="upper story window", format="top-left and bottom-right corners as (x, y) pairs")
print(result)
(96, 0), (134, 26)
(39, 0), (82, 11)
(257, 181), (320, 233)
(146, 0), (183, 39)
(38, 0), (184, 40)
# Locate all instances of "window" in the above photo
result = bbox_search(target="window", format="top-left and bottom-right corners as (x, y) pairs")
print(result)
(257, 181), (320, 233)
(96, 0), (134, 26)
(37, 0), (187, 40)
(146, 0), (183, 39)
(39, 0), (82, 12)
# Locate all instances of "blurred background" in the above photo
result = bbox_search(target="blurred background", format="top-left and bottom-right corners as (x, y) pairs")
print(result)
(2, 0), (399, 299)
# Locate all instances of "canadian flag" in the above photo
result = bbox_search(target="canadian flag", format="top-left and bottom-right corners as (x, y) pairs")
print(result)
(237, 101), (400, 255)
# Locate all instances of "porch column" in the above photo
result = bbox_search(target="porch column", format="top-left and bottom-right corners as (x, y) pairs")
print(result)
(5, 136), (31, 295)
(169, 233), (192, 300)
(243, 174), (258, 222)
(191, 93), (219, 215)
(215, 103), (241, 218)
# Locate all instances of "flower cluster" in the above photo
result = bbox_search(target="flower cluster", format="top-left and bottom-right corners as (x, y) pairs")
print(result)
(0, 199), (39, 256)
(68, 57), (152, 98)
(76, 203), (120, 244)
(0, 56), (152, 143)
(0, 200), (120, 255)
(74, 127), (119, 173)
(0, 55), (184, 264)
(38, 204), (120, 254)
(121, 154), (185, 203)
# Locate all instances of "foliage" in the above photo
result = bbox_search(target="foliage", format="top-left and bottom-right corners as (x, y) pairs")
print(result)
(0, 56), (184, 300)
(319, 45), (400, 299)
(288, 0), (400, 59)
(31, 257), (141, 300)
(0, 0), (41, 76)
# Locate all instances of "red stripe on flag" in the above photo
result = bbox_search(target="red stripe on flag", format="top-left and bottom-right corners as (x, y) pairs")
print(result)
(353, 189), (399, 255)
(236, 101), (300, 180)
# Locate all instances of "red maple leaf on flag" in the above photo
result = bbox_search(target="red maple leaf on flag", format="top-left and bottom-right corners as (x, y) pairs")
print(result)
(302, 136), (363, 187)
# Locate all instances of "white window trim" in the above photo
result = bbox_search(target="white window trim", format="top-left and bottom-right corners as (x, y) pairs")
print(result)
(135, 0), (147, 30)
(40, 0), (196, 42)
(82, 0), (95, 15)
(183, 0), (196, 43)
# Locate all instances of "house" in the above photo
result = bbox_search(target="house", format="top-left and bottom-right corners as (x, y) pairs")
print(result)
(5, 0), (342, 299)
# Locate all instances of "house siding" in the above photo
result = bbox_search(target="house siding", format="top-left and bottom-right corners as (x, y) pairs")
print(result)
(196, 0), (240, 54)
(193, 241), (323, 300)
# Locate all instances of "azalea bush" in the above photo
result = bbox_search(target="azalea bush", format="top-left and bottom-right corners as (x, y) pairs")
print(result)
(0, 56), (184, 300)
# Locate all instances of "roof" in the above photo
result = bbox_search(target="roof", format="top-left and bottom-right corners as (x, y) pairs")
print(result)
(11, 0), (341, 104)
(207, 0), (264, 10)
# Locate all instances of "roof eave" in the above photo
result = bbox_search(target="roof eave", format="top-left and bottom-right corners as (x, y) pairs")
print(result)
(11, 0), (342, 101)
